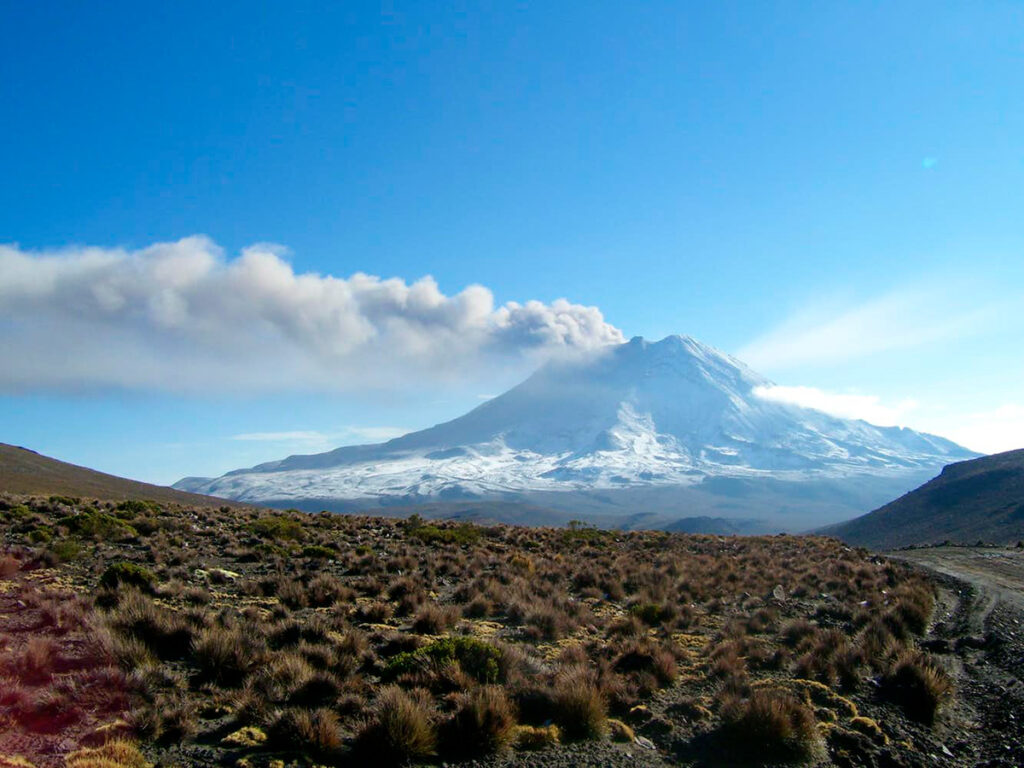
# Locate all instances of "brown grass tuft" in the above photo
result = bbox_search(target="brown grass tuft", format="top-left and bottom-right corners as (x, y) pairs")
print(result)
(880, 651), (953, 724)
(551, 667), (606, 740)
(442, 685), (518, 757)
(355, 685), (437, 763)
(716, 688), (825, 763)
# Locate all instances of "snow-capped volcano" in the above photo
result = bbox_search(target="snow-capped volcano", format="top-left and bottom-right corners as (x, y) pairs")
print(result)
(175, 335), (975, 529)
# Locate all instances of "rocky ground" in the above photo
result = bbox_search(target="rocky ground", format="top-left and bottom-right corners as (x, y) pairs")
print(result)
(890, 546), (1024, 767)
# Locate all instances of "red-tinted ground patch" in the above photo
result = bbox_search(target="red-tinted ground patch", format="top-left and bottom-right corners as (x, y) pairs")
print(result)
(0, 553), (133, 766)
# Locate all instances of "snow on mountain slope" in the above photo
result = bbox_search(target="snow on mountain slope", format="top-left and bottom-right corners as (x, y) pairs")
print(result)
(175, 335), (975, 513)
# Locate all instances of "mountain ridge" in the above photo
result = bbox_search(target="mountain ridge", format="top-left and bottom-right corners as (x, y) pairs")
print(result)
(175, 334), (976, 529)
(0, 442), (254, 509)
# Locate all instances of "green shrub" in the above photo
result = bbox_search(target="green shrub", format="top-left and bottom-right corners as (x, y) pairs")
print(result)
(100, 562), (156, 592)
(115, 499), (159, 517)
(248, 516), (304, 541)
(256, 541), (289, 558)
(384, 636), (503, 684)
(560, 521), (612, 546)
(301, 545), (337, 559)
(28, 525), (54, 544)
(50, 539), (83, 562)
(5, 504), (32, 521)
(60, 510), (136, 540)
(408, 523), (482, 546)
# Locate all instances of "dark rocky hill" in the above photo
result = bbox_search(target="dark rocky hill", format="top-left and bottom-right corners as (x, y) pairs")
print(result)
(827, 449), (1024, 549)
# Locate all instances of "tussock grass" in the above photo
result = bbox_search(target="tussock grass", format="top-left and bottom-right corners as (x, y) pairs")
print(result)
(716, 689), (825, 764)
(881, 651), (953, 724)
(0, 492), (953, 766)
(355, 685), (437, 763)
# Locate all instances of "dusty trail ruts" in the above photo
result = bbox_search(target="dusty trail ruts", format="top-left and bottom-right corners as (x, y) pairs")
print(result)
(889, 546), (1024, 767)
(889, 547), (1024, 615)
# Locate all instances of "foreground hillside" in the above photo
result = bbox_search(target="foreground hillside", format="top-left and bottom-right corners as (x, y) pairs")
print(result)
(0, 443), (251, 509)
(828, 449), (1024, 549)
(5, 494), (1019, 767)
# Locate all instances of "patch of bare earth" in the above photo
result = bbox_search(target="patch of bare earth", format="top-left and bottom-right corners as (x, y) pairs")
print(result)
(888, 546), (1024, 767)
(0, 554), (133, 766)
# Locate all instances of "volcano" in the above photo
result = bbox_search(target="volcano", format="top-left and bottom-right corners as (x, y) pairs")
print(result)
(175, 335), (975, 531)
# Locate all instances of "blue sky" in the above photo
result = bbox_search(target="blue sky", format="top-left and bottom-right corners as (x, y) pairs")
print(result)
(2, 1), (1022, 484)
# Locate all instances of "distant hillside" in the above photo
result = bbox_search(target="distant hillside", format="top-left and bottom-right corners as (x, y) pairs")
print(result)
(827, 449), (1024, 549)
(0, 443), (253, 509)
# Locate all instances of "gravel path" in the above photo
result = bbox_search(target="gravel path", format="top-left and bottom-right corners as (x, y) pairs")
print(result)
(889, 547), (1024, 614)
(889, 546), (1024, 767)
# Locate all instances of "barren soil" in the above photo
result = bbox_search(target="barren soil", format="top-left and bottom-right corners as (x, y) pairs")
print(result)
(889, 547), (1024, 614)
(888, 546), (1024, 767)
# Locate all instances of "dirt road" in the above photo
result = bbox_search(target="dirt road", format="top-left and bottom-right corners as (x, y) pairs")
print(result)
(891, 547), (1024, 606)
(888, 546), (1024, 766)
(891, 546), (1024, 636)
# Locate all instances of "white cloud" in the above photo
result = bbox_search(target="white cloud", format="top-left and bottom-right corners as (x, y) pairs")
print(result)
(344, 426), (409, 442)
(229, 426), (410, 449)
(920, 404), (1024, 455)
(231, 431), (330, 442)
(755, 384), (1024, 455)
(0, 236), (623, 393)
(737, 287), (998, 370)
(753, 384), (918, 426)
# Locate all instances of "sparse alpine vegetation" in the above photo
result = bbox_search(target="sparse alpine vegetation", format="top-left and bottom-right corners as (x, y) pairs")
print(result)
(1, 492), (958, 766)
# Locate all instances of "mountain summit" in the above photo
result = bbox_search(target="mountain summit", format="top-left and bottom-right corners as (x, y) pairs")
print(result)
(175, 335), (975, 529)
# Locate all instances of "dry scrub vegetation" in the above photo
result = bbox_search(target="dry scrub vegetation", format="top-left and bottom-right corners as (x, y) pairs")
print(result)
(0, 495), (954, 767)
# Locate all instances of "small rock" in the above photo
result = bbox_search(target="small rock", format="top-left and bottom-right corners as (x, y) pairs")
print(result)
(922, 638), (951, 654)
(634, 736), (655, 750)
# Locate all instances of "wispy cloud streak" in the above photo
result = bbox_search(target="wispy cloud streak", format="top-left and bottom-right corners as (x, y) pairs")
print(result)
(753, 384), (918, 426)
(738, 286), (998, 370)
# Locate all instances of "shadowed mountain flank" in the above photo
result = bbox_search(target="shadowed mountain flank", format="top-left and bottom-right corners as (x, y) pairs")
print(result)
(0, 443), (252, 509)
(826, 449), (1024, 549)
